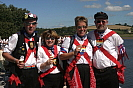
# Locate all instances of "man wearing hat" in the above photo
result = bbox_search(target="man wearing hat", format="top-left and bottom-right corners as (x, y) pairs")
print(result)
(87, 12), (128, 88)
(2, 13), (40, 88)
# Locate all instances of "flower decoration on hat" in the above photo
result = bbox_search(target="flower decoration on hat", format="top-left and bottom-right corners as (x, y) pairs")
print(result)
(24, 14), (28, 19)
(22, 13), (38, 21)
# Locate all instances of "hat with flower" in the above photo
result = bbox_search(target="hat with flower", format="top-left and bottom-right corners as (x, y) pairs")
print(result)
(22, 13), (38, 21)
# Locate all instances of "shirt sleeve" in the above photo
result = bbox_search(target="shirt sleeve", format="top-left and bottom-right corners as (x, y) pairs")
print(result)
(36, 46), (44, 72)
(112, 34), (124, 47)
(112, 34), (129, 60)
(60, 37), (70, 55)
(3, 34), (18, 54)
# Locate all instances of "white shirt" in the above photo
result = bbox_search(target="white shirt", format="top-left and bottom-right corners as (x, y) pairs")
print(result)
(60, 34), (93, 64)
(37, 45), (63, 74)
(88, 28), (124, 69)
(3, 33), (37, 67)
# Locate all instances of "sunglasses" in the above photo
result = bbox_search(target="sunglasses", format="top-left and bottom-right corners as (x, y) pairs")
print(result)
(77, 26), (87, 29)
(45, 37), (55, 40)
(96, 21), (106, 23)
(25, 22), (37, 26)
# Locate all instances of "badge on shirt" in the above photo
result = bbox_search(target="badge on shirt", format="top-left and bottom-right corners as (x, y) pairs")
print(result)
(53, 58), (59, 66)
(80, 46), (86, 55)
(28, 41), (35, 49)
(18, 45), (25, 55)
(96, 39), (104, 48)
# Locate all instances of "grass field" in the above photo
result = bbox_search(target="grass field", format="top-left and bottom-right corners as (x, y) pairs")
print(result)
(120, 34), (133, 39)
(87, 25), (133, 39)
(88, 25), (131, 30)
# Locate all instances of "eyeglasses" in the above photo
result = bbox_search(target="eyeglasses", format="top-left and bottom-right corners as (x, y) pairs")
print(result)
(77, 26), (87, 29)
(96, 21), (106, 23)
(25, 22), (37, 26)
(45, 37), (55, 40)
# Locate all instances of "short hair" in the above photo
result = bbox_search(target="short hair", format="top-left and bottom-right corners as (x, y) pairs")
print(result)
(75, 16), (88, 26)
(41, 30), (59, 45)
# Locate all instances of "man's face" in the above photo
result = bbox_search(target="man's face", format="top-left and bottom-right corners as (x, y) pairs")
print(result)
(76, 21), (87, 37)
(94, 19), (108, 31)
(24, 19), (37, 35)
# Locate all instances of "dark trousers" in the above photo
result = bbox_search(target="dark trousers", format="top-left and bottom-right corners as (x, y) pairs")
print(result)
(42, 72), (63, 88)
(94, 67), (119, 88)
(67, 64), (90, 88)
(8, 67), (40, 88)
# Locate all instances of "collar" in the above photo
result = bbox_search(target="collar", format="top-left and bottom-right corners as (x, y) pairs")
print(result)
(24, 31), (36, 38)
(96, 27), (109, 38)
(96, 27), (109, 34)
(45, 45), (54, 50)
(75, 34), (87, 41)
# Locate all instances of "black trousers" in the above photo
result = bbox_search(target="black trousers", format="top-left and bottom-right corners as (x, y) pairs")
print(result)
(94, 67), (119, 88)
(8, 67), (40, 88)
(42, 72), (63, 88)
(67, 64), (90, 88)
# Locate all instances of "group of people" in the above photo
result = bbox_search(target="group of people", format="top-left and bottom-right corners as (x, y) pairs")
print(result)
(2, 11), (128, 88)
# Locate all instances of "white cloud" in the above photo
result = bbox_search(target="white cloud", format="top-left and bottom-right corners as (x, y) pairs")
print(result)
(80, 0), (98, 1)
(51, 23), (65, 28)
(84, 3), (101, 8)
(88, 16), (93, 19)
(105, 1), (111, 6)
(126, 12), (133, 16)
(104, 5), (131, 11)
(104, 1), (131, 11)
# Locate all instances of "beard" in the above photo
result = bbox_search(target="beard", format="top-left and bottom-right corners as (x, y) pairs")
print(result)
(96, 25), (107, 31)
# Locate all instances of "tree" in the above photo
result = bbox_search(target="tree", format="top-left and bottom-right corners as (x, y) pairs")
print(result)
(124, 23), (127, 26)
(0, 4), (29, 38)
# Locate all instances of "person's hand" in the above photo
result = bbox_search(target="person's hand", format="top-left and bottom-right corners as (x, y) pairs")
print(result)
(74, 45), (82, 55)
(46, 56), (54, 65)
(16, 59), (25, 69)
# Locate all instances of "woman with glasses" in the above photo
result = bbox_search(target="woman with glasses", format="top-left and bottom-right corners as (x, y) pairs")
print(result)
(60, 16), (95, 88)
(37, 30), (63, 88)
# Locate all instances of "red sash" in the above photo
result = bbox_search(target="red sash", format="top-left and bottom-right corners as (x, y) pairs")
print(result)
(93, 30), (125, 84)
(93, 30), (116, 53)
(65, 39), (96, 88)
(38, 45), (63, 87)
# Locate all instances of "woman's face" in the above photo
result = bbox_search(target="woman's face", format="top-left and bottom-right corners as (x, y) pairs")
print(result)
(45, 36), (55, 47)
(76, 21), (87, 37)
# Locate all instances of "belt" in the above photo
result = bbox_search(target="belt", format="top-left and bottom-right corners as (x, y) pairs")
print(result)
(23, 65), (36, 69)
(94, 66), (116, 72)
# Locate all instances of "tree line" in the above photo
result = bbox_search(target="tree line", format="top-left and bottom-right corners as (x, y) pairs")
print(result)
(0, 4), (77, 39)
(0, 4), (133, 39)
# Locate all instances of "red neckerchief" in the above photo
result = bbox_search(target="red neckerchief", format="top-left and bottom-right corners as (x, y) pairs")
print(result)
(65, 38), (96, 88)
(24, 37), (36, 62)
(38, 45), (63, 87)
(93, 30), (126, 84)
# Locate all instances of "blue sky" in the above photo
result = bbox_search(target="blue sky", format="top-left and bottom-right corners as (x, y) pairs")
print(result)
(1, 0), (133, 28)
